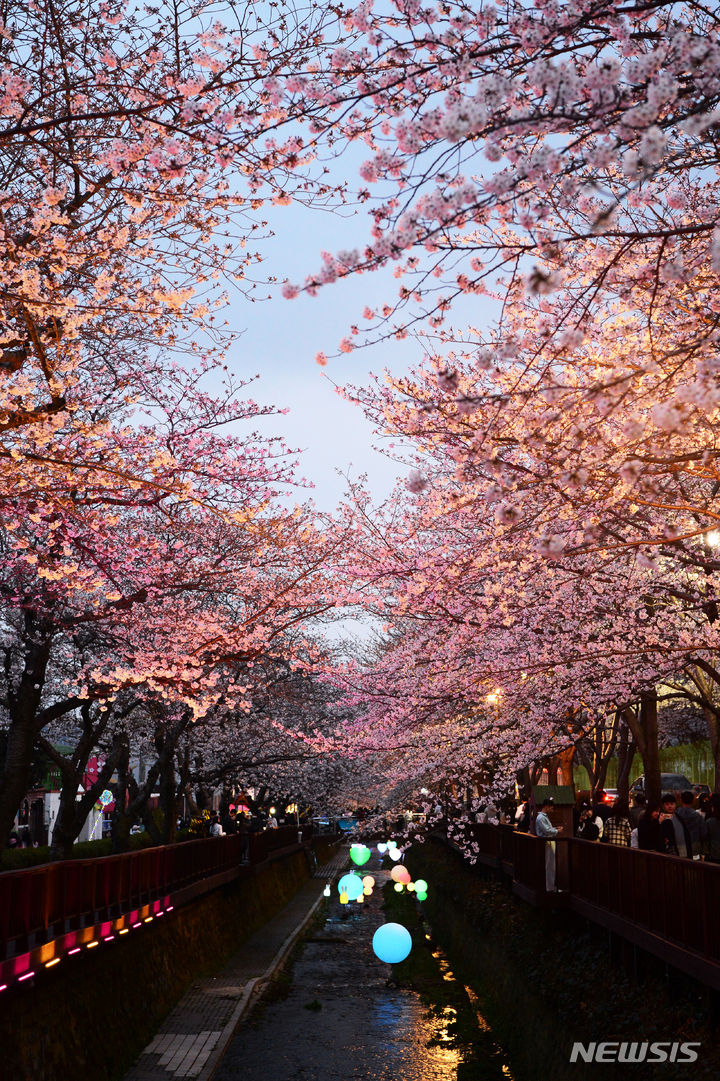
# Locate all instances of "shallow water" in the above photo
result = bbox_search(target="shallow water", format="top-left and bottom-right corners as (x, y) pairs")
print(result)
(216, 873), (509, 1081)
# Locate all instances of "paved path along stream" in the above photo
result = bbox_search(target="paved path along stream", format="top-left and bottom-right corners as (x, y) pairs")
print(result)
(214, 866), (512, 1081)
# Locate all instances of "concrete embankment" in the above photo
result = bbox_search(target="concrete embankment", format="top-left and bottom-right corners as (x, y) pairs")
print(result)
(405, 838), (720, 1081)
(0, 839), (337, 1081)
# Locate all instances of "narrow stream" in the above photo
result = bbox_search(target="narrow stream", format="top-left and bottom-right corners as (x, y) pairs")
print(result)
(216, 869), (512, 1081)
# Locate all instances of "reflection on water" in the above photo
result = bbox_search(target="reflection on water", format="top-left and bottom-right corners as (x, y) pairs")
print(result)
(216, 870), (513, 1081)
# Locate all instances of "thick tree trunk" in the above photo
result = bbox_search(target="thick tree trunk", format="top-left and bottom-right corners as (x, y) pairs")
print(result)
(159, 752), (177, 845)
(50, 776), (83, 861)
(624, 692), (660, 802)
(703, 707), (720, 794)
(615, 720), (637, 803)
(0, 626), (51, 847)
(0, 708), (39, 848)
(48, 746), (121, 859)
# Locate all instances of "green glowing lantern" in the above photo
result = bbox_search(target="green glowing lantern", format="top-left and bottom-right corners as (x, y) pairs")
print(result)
(414, 879), (428, 893)
(415, 890), (427, 901)
(350, 844), (371, 866)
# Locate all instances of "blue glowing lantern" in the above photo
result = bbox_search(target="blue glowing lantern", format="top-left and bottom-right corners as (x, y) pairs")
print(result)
(337, 873), (364, 901)
(372, 922), (412, 964)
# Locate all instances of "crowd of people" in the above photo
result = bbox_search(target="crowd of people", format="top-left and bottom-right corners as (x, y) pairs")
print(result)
(519, 790), (720, 862)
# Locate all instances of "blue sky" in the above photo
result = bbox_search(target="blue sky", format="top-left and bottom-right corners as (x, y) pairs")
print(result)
(223, 195), (419, 511)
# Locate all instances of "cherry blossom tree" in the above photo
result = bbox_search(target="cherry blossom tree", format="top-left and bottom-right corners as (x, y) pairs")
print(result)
(1, 0), (353, 491)
(0, 357), (346, 848)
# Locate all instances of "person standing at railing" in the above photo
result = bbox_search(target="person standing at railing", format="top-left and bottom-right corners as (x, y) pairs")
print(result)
(637, 800), (661, 850)
(576, 802), (600, 841)
(629, 792), (646, 828)
(535, 797), (563, 891)
(515, 799), (531, 833)
(237, 812), (250, 863)
(658, 794), (692, 858)
(705, 796), (720, 863)
(675, 791), (707, 860)
(602, 799), (632, 846)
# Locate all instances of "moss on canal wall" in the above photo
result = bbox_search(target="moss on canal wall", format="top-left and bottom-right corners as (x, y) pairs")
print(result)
(406, 839), (720, 1081)
(0, 841), (336, 1081)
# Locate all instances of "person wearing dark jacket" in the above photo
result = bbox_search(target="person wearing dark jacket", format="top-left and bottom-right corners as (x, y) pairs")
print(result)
(637, 800), (662, 851)
(706, 795), (720, 863)
(576, 803), (600, 841)
(629, 793), (646, 829)
(675, 791), (707, 858)
(658, 793), (693, 857)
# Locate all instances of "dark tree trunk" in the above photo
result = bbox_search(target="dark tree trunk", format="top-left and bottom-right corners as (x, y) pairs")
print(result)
(624, 692), (660, 803)
(0, 622), (51, 847)
(615, 719), (637, 803)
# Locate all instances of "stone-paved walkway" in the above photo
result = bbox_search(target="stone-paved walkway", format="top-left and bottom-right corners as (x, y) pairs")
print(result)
(123, 847), (347, 1081)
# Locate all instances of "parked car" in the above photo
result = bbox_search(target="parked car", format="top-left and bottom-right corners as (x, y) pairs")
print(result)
(630, 773), (692, 797)
(692, 783), (711, 799)
(601, 789), (618, 804)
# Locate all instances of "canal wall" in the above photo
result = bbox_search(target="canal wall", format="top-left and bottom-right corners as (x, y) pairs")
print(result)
(406, 839), (720, 1081)
(0, 838), (337, 1081)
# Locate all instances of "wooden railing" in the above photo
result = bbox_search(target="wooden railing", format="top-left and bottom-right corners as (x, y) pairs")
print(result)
(443, 823), (720, 991)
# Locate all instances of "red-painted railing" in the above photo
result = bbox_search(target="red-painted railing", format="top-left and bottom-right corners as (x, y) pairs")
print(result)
(0, 825), (310, 959)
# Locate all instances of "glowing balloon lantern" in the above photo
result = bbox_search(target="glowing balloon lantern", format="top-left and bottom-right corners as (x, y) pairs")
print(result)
(407, 882), (416, 892)
(390, 865), (411, 885)
(339, 891), (349, 904)
(363, 885), (373, 896)
(388, 847), (402, 862)
(323, 884), (331, 898)
(416, 891), (427, 901)
(350, 844), (371, 867)
(356, 893), (364, 903)
(362, 876), (375, 889)
(376, 843), (387, 853)
(394, 882), (404, 892)
(372, 923), (412, 964)
(338, 873), (364, 901)
(414, 879), (428, 894)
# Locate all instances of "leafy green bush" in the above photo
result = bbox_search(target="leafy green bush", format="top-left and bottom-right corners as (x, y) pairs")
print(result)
(0, 845), (52, 870)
